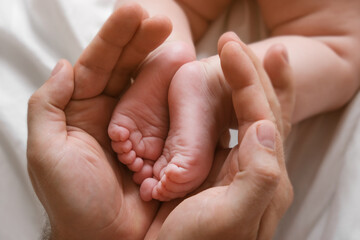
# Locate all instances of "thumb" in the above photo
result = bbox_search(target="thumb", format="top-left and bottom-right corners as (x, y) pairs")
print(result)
(226, 120), (281, 225)
(27, 59), (74, 166)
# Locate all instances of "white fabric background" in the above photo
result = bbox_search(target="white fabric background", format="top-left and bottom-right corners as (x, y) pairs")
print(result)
(0, 0), (359, 239)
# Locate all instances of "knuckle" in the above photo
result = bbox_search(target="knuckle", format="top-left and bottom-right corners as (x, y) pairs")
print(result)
(253, 163), (281, 188)
(274, 177), (294, 217)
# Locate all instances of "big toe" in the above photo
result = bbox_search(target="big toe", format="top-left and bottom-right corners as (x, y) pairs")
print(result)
(140, 178), (158, 201)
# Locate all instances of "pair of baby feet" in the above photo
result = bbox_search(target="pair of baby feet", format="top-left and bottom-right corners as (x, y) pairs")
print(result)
(107, 4), (292, 202)
(109, 46), (233, 201)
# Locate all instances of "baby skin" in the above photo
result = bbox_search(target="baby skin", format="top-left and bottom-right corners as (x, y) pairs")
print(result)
(109, 24), (292, 201)
(108, 42), (233, 201)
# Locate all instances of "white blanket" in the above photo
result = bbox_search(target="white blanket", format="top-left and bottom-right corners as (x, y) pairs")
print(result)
(1, 0), (359, 239)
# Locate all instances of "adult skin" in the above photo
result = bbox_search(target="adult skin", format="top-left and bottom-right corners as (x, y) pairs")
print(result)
(27, 4), (293, 240)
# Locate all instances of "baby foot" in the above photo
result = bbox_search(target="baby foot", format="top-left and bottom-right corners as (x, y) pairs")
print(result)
(143, 34), (295, 201)
(140, 57), (233, 201)
(108, 41), (196, 183)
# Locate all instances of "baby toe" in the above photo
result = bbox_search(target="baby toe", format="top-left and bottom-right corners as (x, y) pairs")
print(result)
(127, 157), (144, 172)
(118, 150), (136, 165)
(111, 140), (132, 153)
(140, 178), (159, 201)
(109, 124), (130, 142)
(133, 160), (154, 184)
(153, 156), (169, 179)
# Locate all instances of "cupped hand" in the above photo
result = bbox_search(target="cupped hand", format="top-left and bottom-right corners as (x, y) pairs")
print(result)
(27, 4), (172, 239)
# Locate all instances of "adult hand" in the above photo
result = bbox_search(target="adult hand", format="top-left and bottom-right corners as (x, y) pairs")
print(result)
(147, 34), (294, 240)
(27, 4), (171, 239)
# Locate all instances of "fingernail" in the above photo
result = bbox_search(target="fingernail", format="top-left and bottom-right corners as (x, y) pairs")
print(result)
(51, 61), (63, 77)
(257, 122), (276, 150)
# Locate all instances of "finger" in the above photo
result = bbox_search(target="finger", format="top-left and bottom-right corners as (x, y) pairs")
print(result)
(219, 33), (283, 133)
(229, 121), (292, 240)
(236, 41), (286, 137)
(225, 121), (280, 226)
(104, 15), (172, 97)
(113, 0), (150, 18)
(264, 44), (295, 138)
(220, 33), (275, 99)
(27, 60), (74, 167)
(218, 31), (240, 54)
(257, 118), (293, 240)
(219, 32), (270, 79)
(220, 40), (275, 142)
(73, 3), (145, 99)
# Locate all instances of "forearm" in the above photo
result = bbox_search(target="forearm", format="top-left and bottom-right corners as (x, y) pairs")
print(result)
(249, 35), (359, 123)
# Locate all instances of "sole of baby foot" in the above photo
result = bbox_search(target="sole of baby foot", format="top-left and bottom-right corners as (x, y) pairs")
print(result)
(140, 59), (232, 201)
(108, 41), (196, 179)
